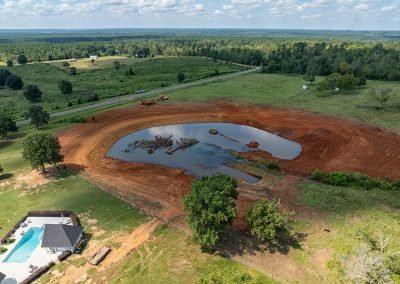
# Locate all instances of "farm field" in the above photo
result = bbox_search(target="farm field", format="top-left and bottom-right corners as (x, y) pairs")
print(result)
(0, 56), (245, 118)
(46, 56), (161, 71)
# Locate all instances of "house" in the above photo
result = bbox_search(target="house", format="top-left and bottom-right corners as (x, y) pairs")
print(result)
(334, 87), (340, 92)
(303, 85), (309, 90)
(89, 55), (98, 60)
(41, 224), (83, 253)
(0, 272), (6, 283)
(69, 58), (78, 62)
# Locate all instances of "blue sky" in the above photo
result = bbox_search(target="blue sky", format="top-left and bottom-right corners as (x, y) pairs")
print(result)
(0, 0), (399, 30)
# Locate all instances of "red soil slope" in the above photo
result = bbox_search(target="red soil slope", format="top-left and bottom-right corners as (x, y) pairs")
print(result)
(59, 102), (400, 221)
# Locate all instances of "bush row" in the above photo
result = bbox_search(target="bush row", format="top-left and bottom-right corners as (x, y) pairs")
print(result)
(311, 170), (400, 190)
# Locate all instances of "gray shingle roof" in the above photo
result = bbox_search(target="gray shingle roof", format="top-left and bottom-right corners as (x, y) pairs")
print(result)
(0, 272), (6, 282)
(41, 224), (83, 248)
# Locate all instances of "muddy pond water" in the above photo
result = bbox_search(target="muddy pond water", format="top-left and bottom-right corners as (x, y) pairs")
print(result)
(107, 123), (302, 183)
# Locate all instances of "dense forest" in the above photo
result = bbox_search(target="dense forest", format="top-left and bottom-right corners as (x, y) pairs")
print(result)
(1, 33), (400, 81)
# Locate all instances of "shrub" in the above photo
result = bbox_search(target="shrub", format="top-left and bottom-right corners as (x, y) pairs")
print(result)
(23, 84), (43, 102)
(5, 237), (15, 244)
(310, 169), (328, 182)
(113, 61), (120, 70)
(326, 172), (352, 186)
(0, 247), (8, 254)
(266, 161), (281, 172)
(69, 117), (86, 123)
(70, 67), (77, 75)
(311, 170), (398, 191)
(250, 160), (281, 172)
(6, 75), (24, 90)
(317, 73), (358, 92)
(0, 69), (12, 86)
(246, 199), (294, 245)
(27, 105), (50, 129)
(0, 113), (18, 137)
(125, 67), (135, 76)
(177, 72), (186, 82)
(58, 80), (73, 94)
(86, 94), (99, 102)
(17, 54), (28, 65)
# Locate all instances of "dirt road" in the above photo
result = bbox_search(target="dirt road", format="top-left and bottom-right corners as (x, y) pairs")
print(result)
(59, 102), (400, 223)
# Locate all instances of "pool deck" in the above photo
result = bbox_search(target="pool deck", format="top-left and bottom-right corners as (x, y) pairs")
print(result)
(0, 216), (71, 284)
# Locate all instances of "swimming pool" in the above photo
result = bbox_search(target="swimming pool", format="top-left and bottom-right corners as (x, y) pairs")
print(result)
(3, 227), (44, 263)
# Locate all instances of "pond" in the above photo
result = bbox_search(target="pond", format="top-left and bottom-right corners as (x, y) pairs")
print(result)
(107, 123), (302, 183)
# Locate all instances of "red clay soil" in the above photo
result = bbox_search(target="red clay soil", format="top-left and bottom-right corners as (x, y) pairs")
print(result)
(59, 101), (400, 222)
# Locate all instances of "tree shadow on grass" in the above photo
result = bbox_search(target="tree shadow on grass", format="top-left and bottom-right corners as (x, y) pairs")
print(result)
(0, 173), (13, 181)
(0, 132), (27, 149)
(215, 227), (305, 258)
(0, 139), (15, 149)
(46, 163), (86, 179)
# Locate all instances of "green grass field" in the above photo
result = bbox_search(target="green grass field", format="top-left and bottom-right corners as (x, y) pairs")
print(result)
(110, 225), (277, 284)
(298, 181), (400, 282)
(0, 56), (245, 118)
(163, 73), (400, 132)
(0, 175), (148, 239)
(46, 56), (160, 71)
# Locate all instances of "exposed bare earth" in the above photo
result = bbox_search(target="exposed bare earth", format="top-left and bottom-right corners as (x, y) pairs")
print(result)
(59, 101), (400, 224)
(58, 101), (400, 283)
(47, 220), (160, 284)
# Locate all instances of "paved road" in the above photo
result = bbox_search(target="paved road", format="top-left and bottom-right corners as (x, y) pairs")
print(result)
(16, 67), (259, 126)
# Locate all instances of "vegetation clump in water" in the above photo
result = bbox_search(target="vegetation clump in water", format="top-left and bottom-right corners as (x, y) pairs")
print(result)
(127, 135), (173, 154)
(125, 135), (198, 155)
(166, 138), (199, 155)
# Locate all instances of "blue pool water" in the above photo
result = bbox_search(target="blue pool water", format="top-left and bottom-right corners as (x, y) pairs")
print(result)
(3, 227), (44, 263)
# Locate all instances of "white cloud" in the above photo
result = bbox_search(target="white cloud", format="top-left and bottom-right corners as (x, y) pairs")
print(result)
(353, 3), (370, 11)
(381, 4), (397, 12)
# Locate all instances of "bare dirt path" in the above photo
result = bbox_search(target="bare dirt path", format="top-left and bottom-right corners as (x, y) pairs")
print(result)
(49, 219), (160, 284)
(59, 101), (400, 223)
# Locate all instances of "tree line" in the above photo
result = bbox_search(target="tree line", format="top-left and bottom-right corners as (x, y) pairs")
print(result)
(1, 37), (400, 81)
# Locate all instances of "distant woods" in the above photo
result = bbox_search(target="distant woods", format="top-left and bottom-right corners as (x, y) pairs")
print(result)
(0, 37), (399, 81)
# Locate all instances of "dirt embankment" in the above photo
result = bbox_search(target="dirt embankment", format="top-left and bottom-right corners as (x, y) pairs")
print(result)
(59, 102), (400, 223)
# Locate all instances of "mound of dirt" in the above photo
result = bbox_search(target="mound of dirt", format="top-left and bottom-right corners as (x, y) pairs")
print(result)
(58, 101), (400, 223)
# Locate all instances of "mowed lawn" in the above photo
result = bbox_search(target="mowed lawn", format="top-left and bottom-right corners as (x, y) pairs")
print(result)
(164, 73), (400, 132)
(0, 56), (245, 118)
(0, 123), (72, 174)
(0, 175), (148, 239)
(109, 226), (278, 284)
